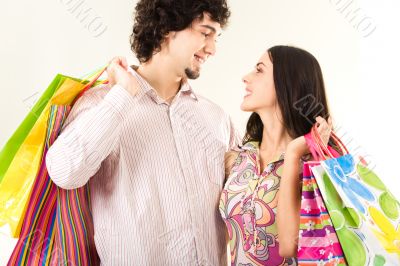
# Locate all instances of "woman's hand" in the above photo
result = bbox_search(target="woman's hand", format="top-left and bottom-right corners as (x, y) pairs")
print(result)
(286, 116), (333, 158)
(277, 116), (332, 256)
(316, 116), (333, 147)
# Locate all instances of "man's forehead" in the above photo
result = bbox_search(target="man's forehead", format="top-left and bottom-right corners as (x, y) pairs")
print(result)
(194, 13), (222, 32)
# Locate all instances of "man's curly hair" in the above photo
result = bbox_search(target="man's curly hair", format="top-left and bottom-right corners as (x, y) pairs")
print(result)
(130, 0), (230, 63)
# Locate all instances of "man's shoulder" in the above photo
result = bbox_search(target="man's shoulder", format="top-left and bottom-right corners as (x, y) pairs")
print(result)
(73, 83), (111, 106)
(194, 93), (227, 116)
(81, 83), (110, 99)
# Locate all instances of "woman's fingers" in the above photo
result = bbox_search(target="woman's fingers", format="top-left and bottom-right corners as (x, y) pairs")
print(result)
(315, 116), (332, 145)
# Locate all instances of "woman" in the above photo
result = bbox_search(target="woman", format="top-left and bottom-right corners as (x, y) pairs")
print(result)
(219, 45), (335, 265)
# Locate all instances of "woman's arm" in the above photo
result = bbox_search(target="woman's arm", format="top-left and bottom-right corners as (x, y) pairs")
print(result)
(277, 116), (332, 257)
(277, 138), (306, 257)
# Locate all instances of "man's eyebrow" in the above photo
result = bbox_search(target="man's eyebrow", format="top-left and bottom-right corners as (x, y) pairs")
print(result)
(200, 25), (222, 36)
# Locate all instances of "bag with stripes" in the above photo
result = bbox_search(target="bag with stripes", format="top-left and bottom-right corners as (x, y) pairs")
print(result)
(297, 132), (347, 266)
(298, 160), (347, 266)
(0, 74), (99, 237)
(7, 67), (107, 265)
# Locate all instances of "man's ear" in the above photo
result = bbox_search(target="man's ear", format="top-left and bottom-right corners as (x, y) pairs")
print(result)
(165, 31), (176, 40)
(161, 31), (176, 49)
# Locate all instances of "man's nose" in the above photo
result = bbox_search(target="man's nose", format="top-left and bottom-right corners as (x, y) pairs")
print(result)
(204, 38), (216, 56)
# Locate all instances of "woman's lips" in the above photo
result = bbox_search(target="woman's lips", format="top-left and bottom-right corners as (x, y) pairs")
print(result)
(244, 88), (252, 97)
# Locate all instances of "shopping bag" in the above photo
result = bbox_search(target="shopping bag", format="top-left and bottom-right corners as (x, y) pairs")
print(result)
(7, 67), (106, 265)
(298, 157), (347, 265)
(0, 75), (82, 183)
(7, 105), (71, 265)
(52, 177), (99, 265)
(307, 125), (400, 265)
(0, 68), (106, 237)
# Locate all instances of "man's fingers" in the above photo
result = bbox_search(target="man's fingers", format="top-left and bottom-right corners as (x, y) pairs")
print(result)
(107, 60), (128, 76)
(108, 56), (128, 70)
(121, 57), (128, 69)
(106, 58), (127, 87)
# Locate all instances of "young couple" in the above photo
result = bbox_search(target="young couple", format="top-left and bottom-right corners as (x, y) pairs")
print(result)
(46, 0), (334, 265)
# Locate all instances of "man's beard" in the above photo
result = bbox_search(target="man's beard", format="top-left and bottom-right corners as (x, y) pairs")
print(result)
(185, 67), (200, 79)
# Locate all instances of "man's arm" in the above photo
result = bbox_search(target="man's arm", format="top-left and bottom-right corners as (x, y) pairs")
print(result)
(46, 84), (136, 189)
(227, 116), (242, 151)
(46, 56), (139, 189)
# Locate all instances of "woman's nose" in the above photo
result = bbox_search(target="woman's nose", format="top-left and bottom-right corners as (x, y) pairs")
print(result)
(242, 74), (250, 84)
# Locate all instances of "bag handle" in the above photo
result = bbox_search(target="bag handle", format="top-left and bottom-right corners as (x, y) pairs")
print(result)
(305, 124), (349, 161)
(72, 66), (109, 105)
(79, 65), (107, 81)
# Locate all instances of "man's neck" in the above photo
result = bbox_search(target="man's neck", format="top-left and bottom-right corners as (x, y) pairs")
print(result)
(136, 56), (183, 102)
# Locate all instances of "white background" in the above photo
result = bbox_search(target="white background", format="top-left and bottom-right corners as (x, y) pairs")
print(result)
(1, 0), (399, 263)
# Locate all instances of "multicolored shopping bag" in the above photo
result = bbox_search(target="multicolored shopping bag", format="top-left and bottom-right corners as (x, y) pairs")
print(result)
(5, 67), (107, 265)
(307, 125), (400, 265)
(0, 69), (105, 238)
(298, 149), (347, 265)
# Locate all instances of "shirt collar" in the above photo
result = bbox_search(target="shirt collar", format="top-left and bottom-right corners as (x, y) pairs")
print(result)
(128, 65), (198, 104)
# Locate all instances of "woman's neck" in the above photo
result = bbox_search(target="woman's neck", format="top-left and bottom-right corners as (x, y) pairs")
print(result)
(257, 108), (293, 153)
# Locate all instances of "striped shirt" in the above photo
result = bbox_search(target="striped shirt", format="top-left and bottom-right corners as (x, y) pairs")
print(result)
(46, 66), (240, 265)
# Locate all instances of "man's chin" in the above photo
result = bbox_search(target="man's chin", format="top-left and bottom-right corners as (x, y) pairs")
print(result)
(185, 68), (200, 80)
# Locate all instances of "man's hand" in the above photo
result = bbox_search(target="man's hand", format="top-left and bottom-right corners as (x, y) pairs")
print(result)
(107, 56), (139, 97)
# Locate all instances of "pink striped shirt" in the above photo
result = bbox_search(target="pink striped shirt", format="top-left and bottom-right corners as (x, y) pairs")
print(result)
(46, 67), (240, 265)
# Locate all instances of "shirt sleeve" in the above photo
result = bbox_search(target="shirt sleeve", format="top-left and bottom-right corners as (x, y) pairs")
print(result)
(227, 115), (242, 152)
(46, 84), (136, 189)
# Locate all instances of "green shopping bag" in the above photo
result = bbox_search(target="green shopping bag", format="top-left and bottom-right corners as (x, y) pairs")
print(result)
(0, 68), (103, 183)
(0, 75), (64, 183)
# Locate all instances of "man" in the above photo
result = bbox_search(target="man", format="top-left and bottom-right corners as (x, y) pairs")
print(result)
(46, 0), (238, 264)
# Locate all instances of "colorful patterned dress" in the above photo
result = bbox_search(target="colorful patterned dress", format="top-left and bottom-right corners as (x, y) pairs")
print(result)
(219, 141), (298, 265)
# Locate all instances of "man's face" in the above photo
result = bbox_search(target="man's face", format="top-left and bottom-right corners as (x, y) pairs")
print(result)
(166, 13), (222, 79)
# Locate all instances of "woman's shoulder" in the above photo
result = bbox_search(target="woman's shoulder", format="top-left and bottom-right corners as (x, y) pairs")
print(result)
(224, 141), (262, 177)
(224, 150), (240, 177)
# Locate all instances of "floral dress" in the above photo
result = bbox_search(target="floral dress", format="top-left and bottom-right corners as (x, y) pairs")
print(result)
(219, 141), (298, 265)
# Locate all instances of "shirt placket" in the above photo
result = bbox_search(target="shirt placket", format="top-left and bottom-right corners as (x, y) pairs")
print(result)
(168, 99), (203, 265)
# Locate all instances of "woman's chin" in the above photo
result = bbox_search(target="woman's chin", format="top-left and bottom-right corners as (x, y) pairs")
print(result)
(240, 103), (253, 112)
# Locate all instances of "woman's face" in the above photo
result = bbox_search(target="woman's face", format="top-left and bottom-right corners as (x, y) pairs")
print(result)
(240, 51), (276, 112)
